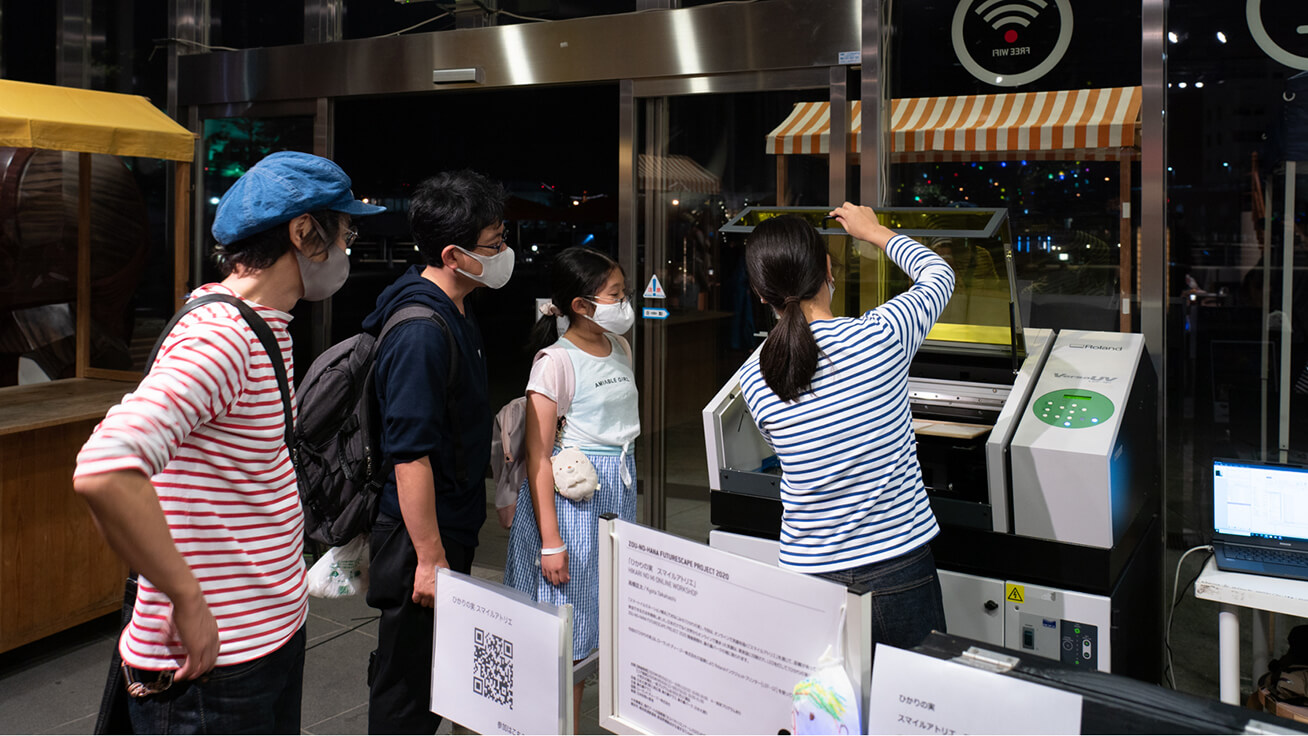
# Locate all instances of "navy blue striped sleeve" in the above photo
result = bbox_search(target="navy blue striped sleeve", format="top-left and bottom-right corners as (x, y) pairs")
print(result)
(868, 234), (955, 358)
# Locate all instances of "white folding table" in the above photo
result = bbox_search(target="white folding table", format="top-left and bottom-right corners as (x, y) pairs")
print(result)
(1193, 557), (1308, 705)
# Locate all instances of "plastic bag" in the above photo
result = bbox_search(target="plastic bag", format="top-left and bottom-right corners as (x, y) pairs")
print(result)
(307, 534), (369, 598)
(791, 606), (860, 735)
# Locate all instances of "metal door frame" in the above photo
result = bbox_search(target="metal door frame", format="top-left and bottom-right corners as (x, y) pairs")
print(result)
(622, 67), (852, 529)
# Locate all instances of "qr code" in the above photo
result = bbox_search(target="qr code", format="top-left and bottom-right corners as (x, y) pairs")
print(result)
(473, 627), (514, 709)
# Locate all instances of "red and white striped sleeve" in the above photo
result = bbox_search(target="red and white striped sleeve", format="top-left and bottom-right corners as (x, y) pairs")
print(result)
(74, 312), (252, 480)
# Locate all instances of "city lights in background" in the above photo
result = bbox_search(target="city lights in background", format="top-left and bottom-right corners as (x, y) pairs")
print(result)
(1216, 31), (1227, 43)
(1168, 31), (1178, 44)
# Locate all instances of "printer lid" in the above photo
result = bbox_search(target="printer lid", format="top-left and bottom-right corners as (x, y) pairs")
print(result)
(721, 206), (1025, 359)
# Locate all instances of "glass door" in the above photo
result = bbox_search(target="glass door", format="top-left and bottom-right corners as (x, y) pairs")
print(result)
(630, 77), (838, 535)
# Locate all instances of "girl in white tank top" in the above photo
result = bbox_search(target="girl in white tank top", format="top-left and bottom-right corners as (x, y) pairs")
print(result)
(502, 247), (639, 733)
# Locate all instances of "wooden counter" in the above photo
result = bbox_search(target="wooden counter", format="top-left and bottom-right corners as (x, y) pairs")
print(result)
(0, 379), (133, 652)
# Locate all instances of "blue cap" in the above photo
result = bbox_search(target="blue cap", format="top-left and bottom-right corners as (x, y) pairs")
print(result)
(211, 151), (386, 244)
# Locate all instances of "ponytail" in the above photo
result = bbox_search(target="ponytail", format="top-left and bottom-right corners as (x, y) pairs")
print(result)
(527, 246), (622, 354)
(745, 215), (828, 402)
(527, 302), (562, 354)
(759, 297), (820, 402)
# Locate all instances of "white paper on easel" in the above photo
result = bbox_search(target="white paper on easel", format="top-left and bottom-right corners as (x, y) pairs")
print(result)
(868, 646), (1083, 735)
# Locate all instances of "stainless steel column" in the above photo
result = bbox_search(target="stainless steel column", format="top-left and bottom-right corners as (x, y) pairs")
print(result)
(859, 0), (884, 207)
(1141, 0), (1169, 655)
(1141, 0), (1166, 374)
(640, 97), (669, 531)
(829, 66), (850, 208)
(170, 0), (209, 293)
(1280, 162), (1296, 462)
(56, 0), (91, 89)
(305, 0), (342, 43)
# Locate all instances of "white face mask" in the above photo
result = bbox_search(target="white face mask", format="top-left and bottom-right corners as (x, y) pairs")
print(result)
(584, 298), (635, 334)
(296, 242), (350, 302)
(454, 246), (515, 289)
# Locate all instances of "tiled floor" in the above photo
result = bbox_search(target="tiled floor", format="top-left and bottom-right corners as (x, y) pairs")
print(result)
(0, 488), (1277, 734)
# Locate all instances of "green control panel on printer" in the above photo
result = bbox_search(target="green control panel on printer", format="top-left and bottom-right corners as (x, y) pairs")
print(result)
(1032, 389), (1115, 429)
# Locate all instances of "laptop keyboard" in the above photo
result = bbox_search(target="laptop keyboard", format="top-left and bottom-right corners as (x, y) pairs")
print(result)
(1226, 546), (1308, 568)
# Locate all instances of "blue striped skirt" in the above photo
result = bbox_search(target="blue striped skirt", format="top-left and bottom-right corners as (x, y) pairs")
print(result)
(502, 448), (637, 660)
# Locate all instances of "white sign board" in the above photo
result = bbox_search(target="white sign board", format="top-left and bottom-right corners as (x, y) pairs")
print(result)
(602, 519), (851, 735)
(431, 568), (572, 735)
(869, 646), (1083, 735)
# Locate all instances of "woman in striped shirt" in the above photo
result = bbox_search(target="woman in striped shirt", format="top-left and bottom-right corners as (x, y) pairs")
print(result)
(739, 202), (955, 651)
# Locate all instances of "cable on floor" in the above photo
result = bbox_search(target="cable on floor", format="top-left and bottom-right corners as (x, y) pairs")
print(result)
(1164, 544), (1214, 689)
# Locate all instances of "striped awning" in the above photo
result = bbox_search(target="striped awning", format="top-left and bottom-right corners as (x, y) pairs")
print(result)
(637, 153), (721, 193)
(767, 101), (863, 156)
(766, 87), (1141, 158)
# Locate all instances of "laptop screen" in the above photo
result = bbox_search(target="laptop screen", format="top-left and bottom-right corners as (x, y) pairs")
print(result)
(1213, 459), (1308, 541)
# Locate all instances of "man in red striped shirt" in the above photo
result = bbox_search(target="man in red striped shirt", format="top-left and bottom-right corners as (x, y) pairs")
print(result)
(74, 152), (383, 734)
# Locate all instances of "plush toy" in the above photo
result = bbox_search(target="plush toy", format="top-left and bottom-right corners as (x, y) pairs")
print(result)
(552, 447), (600, 502)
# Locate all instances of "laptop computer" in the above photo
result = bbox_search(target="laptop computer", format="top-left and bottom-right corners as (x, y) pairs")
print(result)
(1212, 457), (1308, 581)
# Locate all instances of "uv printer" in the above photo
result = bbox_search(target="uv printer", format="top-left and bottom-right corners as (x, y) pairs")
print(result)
(703, 207), (1161, 682)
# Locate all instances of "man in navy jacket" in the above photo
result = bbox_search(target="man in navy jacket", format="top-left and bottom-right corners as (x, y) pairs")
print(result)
(363, 170), (512, 734)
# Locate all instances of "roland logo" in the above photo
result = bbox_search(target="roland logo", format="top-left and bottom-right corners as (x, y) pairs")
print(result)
(1068, 343), (1124, 351)
(1053, 371), (1118, 383)
(1281, 541), (1294, 547)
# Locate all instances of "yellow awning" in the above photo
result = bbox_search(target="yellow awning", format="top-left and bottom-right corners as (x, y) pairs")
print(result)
(0, 80), (195, 162)
(766, 87), (1141, 159)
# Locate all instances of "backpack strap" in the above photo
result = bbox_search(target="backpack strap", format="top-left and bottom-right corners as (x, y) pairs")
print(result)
(534, 335), (630, 418)
(613, 334), (634, 365)
(147, 293), (294, 451)
(535, 344), (576, 417)
(372, 304), (467, 487)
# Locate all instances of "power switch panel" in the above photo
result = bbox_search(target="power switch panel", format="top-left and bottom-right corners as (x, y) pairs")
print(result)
(1060, 620), (1098, 669)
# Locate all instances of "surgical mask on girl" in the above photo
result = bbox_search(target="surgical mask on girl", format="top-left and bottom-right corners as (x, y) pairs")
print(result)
(455, 246), (515, 290)
(584, 298), (635, 334)
(297, 241), (350, 301)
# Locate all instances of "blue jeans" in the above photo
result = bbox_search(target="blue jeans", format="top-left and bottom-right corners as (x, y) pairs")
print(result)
(817, 544), (946, 653)
(126, 626), (306, 735)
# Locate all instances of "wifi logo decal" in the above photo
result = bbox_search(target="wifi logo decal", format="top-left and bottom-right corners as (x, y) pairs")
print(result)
(952, 0), (1073, 87)
(975, 0), (1049, 45)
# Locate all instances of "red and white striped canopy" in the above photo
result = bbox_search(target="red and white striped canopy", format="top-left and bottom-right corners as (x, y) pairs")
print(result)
(766, 87), (1142, 159)
(637, 153), (721, 193)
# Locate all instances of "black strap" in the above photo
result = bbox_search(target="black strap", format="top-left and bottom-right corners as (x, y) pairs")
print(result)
(146, 293), (294, 451)
(371, 304), (467, 486)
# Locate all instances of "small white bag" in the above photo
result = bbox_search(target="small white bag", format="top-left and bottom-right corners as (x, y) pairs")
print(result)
(551, 447), (600, 502)
(307, 534), (370, 598)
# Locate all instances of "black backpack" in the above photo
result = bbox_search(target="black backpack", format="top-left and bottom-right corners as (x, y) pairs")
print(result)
(294, 304), (465, 546)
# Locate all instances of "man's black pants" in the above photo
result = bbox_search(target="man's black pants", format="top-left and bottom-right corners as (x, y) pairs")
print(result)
(366, 512), (475, 735)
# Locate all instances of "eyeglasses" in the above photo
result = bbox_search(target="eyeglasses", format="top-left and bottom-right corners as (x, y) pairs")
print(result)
(471, 233), (509, 253)
(310, 219), (358, 248)
(587, 288), (632, 304)
(122, 663), (174, 698)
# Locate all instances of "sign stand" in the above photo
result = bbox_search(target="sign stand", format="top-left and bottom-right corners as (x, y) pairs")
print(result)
(431, 569), (574, 735)
(598, 516), (872, 735)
